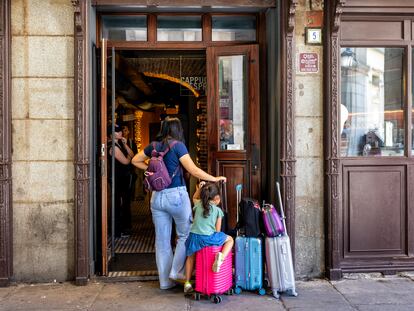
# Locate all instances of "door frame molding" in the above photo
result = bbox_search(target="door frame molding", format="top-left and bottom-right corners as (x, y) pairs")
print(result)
(71, 0), (298, 282)
(0, 0), (12, 287)
(72, 0), (91, 286)
(280, 0), (298, 257)
(323, 0), (344, 281)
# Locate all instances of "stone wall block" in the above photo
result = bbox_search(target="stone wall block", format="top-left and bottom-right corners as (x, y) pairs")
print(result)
(11, 0), (25, 35)
(295, 236), (325, 278)
(12, 120), (74, 161)
(13, 243), (74, 282)
(26, 0), (74, 36)
(296, 157), (323, 197)
(12, 162), (74, 202)
(295, 197), (324, 238)
(12, 36), (74, 77)
(13, 78), (74, 119)
(296, 76), (323, 117)
(295, 117), (323, 157)
(12, 79), (29, 119)
(13, 202), (74, 247)
(12, 121), (29, 160)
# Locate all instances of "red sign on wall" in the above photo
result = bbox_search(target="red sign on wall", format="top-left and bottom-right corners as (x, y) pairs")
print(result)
(299, 53), (319, 73)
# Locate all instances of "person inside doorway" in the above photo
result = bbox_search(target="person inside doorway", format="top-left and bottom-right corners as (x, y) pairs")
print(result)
(132, 116), (226, 290)
(122, 124), (138, 202)
(108, 124), (135, 238)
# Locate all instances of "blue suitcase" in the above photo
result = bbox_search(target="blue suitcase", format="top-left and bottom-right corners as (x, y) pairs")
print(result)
(234, 184), (265, 296)
(234, 236), (265, 295)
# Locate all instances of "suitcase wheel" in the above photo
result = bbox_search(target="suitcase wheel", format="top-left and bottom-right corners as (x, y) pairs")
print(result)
(194, 293), (201, 301)
(211, 295), (222, 304)
(225, 288), (234, 295)
(234, 287), (242, 295)
(258, 288), (266, 296)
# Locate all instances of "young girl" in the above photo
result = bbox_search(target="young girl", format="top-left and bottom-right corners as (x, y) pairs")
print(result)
(183, 181), (234, 293)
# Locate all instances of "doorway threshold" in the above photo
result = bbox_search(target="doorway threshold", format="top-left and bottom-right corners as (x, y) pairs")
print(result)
(95, 271), (159, 283)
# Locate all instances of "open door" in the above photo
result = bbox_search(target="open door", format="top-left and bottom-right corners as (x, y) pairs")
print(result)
(99, 39), (109, 275)
(207, 45), (261, 228)
(99, 39), (117, 276)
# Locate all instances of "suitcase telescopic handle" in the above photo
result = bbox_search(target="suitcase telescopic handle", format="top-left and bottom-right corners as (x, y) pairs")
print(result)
(236, 184), (242, 236)
(276, 182), (288, 235)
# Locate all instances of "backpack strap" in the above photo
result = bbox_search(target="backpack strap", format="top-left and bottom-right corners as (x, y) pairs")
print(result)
(151, 140), (179, 157)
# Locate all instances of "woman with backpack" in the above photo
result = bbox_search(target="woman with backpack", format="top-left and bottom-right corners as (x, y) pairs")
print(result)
(132, 116), (226, 290)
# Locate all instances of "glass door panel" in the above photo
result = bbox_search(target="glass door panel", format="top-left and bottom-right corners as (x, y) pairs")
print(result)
(218, 55), (247, 151)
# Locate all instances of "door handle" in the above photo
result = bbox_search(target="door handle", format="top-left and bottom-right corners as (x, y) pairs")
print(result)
(251, 143), (260, 175)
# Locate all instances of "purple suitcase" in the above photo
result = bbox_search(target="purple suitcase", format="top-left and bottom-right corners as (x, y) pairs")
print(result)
(262, 203), (284, 237)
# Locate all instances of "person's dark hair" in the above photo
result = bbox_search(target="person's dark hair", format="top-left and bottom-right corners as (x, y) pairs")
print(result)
(200, 182), (220, 218)
(157, 116), (185, 144)
(107, 124), (122, 137)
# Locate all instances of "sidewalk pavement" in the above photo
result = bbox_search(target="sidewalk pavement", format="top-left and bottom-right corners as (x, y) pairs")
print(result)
(1, 273), (414, 311)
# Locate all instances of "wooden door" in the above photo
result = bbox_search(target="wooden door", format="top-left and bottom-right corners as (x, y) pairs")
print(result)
(207, 45), (261, 228)
(99, 39), (109, 275)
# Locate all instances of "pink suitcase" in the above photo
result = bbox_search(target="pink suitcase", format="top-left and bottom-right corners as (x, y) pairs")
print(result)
(194, 245), (233, 303)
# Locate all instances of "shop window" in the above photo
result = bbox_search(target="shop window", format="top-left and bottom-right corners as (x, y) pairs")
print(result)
(340, 47), (404, 157)
(212, 15), (256, 41)
(218, 55), (246, 150)
(157, 16), (202, 41)
(101, 15), (147, 41)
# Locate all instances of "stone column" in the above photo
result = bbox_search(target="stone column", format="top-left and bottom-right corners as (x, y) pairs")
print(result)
(294, 0), (325, 278)
(11, 0), (75, 282)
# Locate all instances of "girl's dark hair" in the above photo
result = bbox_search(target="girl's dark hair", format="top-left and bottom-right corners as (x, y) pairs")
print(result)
(157, 116), (185, 144)
(200, 182), (220, 218)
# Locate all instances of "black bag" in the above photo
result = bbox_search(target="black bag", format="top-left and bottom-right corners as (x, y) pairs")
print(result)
(237, 198), (262, 237)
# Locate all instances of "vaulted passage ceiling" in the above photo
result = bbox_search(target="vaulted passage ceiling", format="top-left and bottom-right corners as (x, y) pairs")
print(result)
(109, 52), (206, 111)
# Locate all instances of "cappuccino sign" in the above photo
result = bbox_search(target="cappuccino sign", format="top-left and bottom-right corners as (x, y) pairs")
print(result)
(181, 76), (207, 91)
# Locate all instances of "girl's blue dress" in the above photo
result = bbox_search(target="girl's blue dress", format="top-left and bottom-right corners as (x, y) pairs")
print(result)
(185, 201), (227, 256)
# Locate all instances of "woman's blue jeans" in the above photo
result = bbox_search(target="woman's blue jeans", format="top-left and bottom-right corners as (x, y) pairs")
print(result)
(150, 186), (192, 289)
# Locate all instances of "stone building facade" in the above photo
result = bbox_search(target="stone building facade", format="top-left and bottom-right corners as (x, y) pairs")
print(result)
(2, 0), (412, 285)
(11, 0), (75, 281)
(1, 0), (325, 284)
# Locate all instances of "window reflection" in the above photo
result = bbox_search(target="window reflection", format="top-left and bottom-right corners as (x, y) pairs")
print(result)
(212, 16), (256, 41)
(340, 48), (404, 157)
(218, 55), (246, 150)
(102, 15), (147, 41)
(157, 16), (202, 41)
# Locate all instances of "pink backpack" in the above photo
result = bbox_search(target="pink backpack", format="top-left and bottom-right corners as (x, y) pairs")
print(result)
(144, 141), (180, 191)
